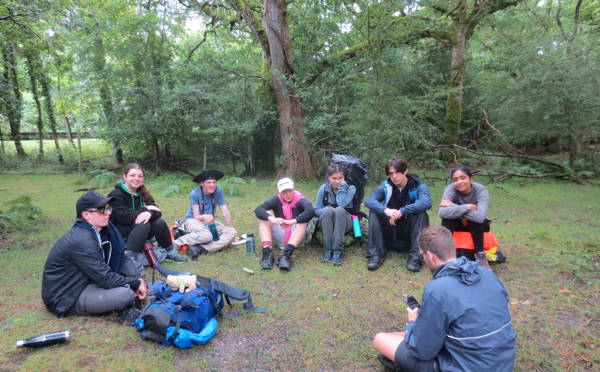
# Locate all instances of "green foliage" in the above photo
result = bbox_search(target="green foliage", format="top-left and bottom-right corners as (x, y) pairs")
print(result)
(0, 196), (43, 232)
(219, 176), (248, 197)
(161, 185), (181, 198)
(87, 169), (118, 188)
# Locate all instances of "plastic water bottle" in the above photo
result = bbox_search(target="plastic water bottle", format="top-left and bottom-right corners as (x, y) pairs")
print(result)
(352, 215), (362, 238)
(208, 224), (219, 241)
(246, 233), (256, 254)
(16, 330), (70, 348)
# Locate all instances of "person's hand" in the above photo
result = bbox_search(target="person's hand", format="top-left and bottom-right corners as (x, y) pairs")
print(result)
(388, 217), (396, 226)
(268, 216), (285, 225)
(135, 211), (151, 224)
(440, 199), (452, 207)
(406, 306), (420, 322)
(135, 278), (147, 300)
(384, 208), (402, 221)
(281, 219), (296, 228)
(466, 204), (477, 211)
(202, 214), (214, 224)
(145, 205), (161, 212)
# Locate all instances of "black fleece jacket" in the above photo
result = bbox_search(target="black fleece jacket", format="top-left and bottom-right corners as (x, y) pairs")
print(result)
(42, 220), (140, 317)
(255, 195), (315, 223)
(107, 182), (162, 238)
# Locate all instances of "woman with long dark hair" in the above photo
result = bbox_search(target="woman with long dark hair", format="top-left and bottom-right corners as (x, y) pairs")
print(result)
(313, 163), (356, 266)
(438, 165), (491, 269)
(107, 163), (187, 263)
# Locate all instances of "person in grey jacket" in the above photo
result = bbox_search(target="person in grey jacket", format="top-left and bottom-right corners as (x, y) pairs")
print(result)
(372, 225), (516, 372)
(314, 163), (357, 266)
(438, 165), (491, 269)
(365, 157), (431, 272)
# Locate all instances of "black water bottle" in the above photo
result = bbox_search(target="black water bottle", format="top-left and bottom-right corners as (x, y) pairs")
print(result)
(16, 330), (70, 348)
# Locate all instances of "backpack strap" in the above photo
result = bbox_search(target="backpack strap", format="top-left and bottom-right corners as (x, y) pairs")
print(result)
(195, 276), (267, 314)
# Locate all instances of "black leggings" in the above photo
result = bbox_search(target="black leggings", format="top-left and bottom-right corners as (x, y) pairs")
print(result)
(126, 218), (172, 253)
(441, 218), (490, 253)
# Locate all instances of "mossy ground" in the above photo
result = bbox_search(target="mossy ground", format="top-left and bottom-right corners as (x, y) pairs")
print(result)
(0, 167), (598, 371)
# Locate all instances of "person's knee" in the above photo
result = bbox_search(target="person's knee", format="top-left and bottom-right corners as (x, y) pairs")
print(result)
(333, 206), (346, 215)
(113, 287), (135, 310)
(152, 218), (168, 230)
(322, 207), (335, 216)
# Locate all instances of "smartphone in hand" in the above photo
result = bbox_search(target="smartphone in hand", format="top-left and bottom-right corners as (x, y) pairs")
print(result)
(403, 295), (421, 309)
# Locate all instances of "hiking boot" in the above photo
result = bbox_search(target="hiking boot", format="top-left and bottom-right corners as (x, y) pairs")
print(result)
(406, 259), (422, 272)
(165, 249), (188, 263)
(377, 354), (398, 371)
(321, 249), (332, 262)
(261, 247), (275, 270)
(277, 246), (295, 271)
(367, 255), (384, 271)
(332, 251), (343, 266)
(475, 251), (492, 271)
(117, 306), (141, 327)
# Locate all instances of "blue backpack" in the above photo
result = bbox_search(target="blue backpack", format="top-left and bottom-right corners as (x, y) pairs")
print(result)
(135, 276), (266, 349)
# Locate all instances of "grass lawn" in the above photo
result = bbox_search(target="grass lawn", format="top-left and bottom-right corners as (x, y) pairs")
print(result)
(0, 169), (598, 371)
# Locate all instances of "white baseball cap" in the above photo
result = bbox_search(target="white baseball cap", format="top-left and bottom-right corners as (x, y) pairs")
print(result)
(277, 177), (294, 193)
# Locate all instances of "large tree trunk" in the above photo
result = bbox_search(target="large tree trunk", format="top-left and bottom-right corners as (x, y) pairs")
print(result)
(24, 51), (45, 159)
(1, 44), (26, 158)
(39, 71), (64, 164)
(93, 37), (123, 164)
(444, 22), (467, 145)
(263, 0), (314, 178)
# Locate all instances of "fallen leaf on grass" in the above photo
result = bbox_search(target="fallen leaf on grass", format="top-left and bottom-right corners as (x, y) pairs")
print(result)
(559, 287), (571, 294)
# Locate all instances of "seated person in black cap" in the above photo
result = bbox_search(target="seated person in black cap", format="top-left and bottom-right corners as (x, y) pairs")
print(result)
(42, 191), (147, 318)
(172, 170), (237, 254)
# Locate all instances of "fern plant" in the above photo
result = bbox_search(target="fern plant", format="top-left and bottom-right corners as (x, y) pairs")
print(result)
(87, 169), (118, 188)
(0, 196), (43, 232)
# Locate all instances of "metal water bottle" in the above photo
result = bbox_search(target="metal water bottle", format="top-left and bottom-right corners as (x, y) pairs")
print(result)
(16, 330), (70, 348)
(208, 223), (219, 241)
(143, 241), (158, 268)
(245, 233), (256, 254)
(352, 215), (362, 238)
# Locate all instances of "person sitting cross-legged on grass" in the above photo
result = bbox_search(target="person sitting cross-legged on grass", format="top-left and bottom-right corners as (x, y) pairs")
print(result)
(42, 191), (147, 319)
(372, 225), (516, 372)
(255, 178), (315, 271)
(171, 169), (237, 256)
(108, 163), (187, 263)
(314, 163), (356, 266)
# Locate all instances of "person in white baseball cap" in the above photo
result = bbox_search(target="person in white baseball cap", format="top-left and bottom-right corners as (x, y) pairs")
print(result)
(254, 177), (315, 270)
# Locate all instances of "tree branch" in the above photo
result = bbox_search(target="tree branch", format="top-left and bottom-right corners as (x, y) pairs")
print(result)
(210, 57), (267, 81)
(434, 144), (578, 181)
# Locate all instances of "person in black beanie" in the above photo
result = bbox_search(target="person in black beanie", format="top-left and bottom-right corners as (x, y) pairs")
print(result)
(42, 191), (146, 317)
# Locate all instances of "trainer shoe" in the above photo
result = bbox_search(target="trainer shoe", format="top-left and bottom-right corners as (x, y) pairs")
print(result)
(165, 249), (188, 263)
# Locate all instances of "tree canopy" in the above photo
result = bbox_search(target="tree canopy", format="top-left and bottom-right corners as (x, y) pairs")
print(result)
(1, 0), (599, 178)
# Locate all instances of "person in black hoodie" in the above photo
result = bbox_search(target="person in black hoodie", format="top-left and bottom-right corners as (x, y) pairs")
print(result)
(108, 163), (186, 263)
(42, 191), (146, 317)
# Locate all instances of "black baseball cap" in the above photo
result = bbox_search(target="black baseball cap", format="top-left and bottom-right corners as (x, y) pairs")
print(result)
(192, 169), (224, 183)
(76, 191), (114, 216)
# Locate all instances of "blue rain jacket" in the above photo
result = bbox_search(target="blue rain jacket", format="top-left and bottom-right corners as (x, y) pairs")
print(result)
(404, 257), (516, 372)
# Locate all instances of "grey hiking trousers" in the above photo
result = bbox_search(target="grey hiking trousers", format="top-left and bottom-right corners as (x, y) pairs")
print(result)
(318, 206), (352, 252)
(73, 284), (135, 315)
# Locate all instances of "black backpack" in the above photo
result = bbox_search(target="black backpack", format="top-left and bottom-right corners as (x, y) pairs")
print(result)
(325, 154), (370, 218)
